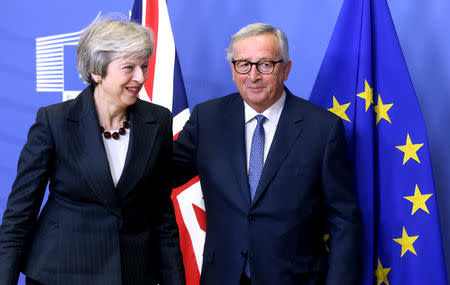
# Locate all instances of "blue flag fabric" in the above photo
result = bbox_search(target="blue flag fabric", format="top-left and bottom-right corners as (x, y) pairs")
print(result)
(309, 0), (447, 284)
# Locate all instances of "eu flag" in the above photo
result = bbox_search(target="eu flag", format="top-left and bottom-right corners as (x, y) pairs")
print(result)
(309, 0), (448, 284)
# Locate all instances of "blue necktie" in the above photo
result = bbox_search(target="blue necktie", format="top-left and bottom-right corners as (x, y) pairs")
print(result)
(246, 114), (266, 277)
(248, 114), (266, 202)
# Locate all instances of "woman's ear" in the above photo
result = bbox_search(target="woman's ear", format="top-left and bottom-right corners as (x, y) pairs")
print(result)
(91, 73), (102, 84)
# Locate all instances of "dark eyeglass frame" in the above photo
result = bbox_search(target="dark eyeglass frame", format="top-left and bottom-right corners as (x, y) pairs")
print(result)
(231, 59), (284, 74)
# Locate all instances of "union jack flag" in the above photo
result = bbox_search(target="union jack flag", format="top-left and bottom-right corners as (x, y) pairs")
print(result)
(131, 1), (205, 284)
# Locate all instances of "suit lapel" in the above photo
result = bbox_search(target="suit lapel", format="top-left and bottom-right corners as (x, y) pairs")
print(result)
(115, 101), (159, 198)
(66, 86), (120, 217)
(224, 95), (252, 205)
(252, 90), (304, 204)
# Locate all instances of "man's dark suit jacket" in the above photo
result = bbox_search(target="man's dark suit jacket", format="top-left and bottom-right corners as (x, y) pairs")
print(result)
(0, 86), (185, 285)
(173, 88), (362, 285)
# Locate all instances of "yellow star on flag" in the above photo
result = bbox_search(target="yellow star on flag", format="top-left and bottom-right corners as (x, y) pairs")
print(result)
(393, 226), (419, 257)
(357, 79), (374, 111)
(395, 133), (424, 165)
(404, 184), (433, 215)
(328, 96), (351, 122)
(323, 233), (330, 252)
(373, 94), (393, 124)
(374, 258), (390, 285)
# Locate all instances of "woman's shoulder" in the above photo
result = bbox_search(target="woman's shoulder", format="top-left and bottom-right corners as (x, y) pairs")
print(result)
(40, 86), (93, 115)
(36, 98), (76, 121)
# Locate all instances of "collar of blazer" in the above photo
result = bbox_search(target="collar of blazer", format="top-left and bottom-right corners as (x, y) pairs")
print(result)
(221, 87), (306, 206)
(64, 85), (161, 217)
(66, 85), (157, 124)
(250, 87), (305, 205)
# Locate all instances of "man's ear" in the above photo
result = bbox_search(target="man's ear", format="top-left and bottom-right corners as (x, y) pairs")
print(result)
(283, 60), (292, 81)
(230, 62), (237, 82)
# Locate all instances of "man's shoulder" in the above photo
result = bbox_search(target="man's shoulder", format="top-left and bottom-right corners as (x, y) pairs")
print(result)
(194, 92), (242, 113)
(286, 91), (341, 123)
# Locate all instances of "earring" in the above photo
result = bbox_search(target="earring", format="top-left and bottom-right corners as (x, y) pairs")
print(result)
(96, 79), (102, 84)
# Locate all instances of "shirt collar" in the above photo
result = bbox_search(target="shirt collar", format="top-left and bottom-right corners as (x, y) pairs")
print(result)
(244, 90), (286, 124)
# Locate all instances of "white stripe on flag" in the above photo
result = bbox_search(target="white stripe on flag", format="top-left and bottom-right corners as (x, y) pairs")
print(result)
(138, 82), (151, 102)
(151, 0), (175, 111)
(176, 181), (206, 272)
(141, 0), (147, 24)
(137, 0), (152, 102)
(173, 108), (190, 136)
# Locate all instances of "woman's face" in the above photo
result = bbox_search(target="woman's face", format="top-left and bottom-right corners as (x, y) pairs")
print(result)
(94, 55), (149, 108)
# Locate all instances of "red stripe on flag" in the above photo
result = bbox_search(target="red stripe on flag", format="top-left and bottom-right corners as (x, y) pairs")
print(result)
(144, 0), (159, 101)
(171, 176), (202, 285)
(173, 131), (181, 141)
(192, 204), (207, 232)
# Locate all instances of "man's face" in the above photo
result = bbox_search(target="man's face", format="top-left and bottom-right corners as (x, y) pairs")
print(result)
(230, 33), (292, 113)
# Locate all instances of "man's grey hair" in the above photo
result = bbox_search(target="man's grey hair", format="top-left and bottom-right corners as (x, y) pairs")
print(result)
(77, 16), (154, 85)
(226, 23), (289, 62)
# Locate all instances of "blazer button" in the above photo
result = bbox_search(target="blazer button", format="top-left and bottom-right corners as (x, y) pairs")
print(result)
(248, 215), (255, 222)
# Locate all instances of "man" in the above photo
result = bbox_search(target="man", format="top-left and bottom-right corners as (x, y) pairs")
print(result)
(173, 23), (361, 285)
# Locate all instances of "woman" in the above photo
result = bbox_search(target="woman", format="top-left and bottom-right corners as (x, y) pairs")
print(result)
(0, 18), (185, 285)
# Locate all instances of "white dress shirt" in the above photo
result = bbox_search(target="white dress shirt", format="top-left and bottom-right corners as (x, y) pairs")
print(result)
(244, 90), (286, 173)
(102, 128), (130, 187)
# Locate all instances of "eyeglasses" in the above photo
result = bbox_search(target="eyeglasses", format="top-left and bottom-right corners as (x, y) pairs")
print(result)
(231, 59), (284, 74)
